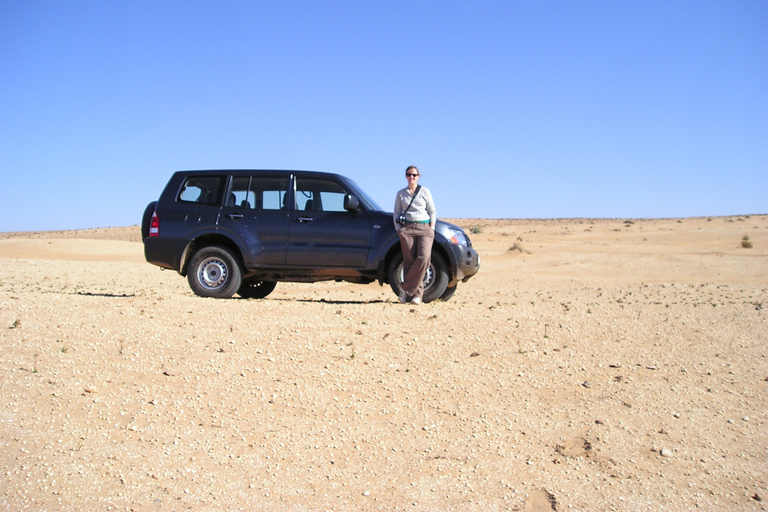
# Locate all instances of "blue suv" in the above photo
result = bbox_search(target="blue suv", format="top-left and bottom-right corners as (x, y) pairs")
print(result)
(142, 170), (479, 303)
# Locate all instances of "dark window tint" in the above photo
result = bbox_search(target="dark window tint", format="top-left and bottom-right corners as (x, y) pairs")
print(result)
(179, 176), (225, 205)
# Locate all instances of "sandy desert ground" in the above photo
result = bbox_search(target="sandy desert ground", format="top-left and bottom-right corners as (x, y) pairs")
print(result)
(1, 216), (766, 512)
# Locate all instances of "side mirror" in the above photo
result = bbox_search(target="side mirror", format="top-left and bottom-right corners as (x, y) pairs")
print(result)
(344, 194), (360, 212)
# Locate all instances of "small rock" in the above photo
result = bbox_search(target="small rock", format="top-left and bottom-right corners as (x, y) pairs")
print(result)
(673, 412), (681, 418)
(660, 448), (673, 458)
(163, 369), (178, 376)
(362, 491), (370, 496)
(742, 416), (749, 422)
(582, 381), (591, 388)
(753, 493), (762, 502)
(470, 351), (480, 357)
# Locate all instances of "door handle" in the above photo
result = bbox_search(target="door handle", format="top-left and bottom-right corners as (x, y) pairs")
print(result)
(227, 213), (244, 219)
(295, 216), (313, 223)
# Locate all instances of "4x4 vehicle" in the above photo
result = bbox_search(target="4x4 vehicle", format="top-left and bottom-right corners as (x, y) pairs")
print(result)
(142, 170), (479, 303)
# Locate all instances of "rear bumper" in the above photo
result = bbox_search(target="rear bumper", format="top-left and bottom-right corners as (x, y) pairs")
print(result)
(143, 237), (188, 272)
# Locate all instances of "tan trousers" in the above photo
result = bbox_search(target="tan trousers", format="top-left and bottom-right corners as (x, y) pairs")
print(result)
(398, 223), (434, 300)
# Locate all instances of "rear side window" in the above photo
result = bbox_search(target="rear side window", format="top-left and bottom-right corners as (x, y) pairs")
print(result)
(250, 176), (289, 210)
(224, 176), (288, 210)
(226, 176), (255, 208)
(179, 176), (225, 205)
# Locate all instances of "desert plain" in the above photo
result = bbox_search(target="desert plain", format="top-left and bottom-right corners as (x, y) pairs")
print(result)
(0, 215), (766, 512)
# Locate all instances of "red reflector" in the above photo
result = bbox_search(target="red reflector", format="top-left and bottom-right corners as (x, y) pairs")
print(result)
(149, 212), (159, 237)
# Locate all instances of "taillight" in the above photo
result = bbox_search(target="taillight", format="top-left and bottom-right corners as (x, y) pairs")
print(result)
(149, 211), (160, 237)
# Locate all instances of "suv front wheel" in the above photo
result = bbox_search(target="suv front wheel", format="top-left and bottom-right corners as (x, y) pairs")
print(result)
(388, 251), (450, 303)
(188, 246), (242, 298)
(238, 278), (277, 299)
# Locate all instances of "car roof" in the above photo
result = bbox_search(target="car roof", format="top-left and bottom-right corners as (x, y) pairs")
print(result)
(175, 169), (346, 180)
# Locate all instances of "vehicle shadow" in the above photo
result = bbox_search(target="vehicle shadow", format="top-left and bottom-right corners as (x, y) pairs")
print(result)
(263, 298), (392, 305)
(75, 291), (136, 298)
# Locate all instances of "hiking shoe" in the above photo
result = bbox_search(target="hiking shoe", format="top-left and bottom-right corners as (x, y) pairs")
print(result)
(399, 290), (407, 303)
(411, 297), (422, 305)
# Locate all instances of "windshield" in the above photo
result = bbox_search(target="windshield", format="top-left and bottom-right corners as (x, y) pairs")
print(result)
(342, 177), (383, 211)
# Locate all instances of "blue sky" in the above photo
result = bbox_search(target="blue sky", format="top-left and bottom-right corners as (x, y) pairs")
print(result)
(1, 1), (766, 232)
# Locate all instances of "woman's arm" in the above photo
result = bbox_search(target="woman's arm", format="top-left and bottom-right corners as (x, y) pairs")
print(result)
(393, 190), (403, 230)
(425, 188), (437, 228)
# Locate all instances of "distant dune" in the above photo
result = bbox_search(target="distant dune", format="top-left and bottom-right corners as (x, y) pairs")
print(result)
(0, 225), (142, 242)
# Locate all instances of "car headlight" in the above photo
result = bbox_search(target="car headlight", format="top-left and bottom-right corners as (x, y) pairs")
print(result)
(443, 227), (469, 246)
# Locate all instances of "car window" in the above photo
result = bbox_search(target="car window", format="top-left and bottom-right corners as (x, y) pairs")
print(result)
(343, 177), (380, 211)
(226, 176), (255, 208)
(179, 176), (225, 205)
(295, 178), (348, 212)
(250, 176), (289, 211)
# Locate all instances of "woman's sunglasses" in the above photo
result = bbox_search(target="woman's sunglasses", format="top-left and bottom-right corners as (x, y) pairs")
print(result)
(406, 173), (419, 178)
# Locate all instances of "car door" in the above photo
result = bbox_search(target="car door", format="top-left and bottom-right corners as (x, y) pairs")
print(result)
(217, 174), (290, 266)
(286, 176), (371, 267)
(171, 174), (226, 233)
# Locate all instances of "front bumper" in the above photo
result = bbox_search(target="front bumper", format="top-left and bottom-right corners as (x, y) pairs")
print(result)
(448, 244), (480, 285)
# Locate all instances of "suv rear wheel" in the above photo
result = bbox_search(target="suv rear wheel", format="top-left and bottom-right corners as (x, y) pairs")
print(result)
(388, 251), (449, 303)
(187, 246), (242, 298)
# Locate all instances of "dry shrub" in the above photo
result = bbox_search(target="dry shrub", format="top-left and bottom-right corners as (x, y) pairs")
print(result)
(509, 242), (531, 254)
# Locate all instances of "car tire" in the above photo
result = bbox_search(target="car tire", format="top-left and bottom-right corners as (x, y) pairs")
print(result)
(388, 251), (449, 304)
(439, 285), (457, 302)
(238, 279), (277, 299)
(187, 246), (242, 298)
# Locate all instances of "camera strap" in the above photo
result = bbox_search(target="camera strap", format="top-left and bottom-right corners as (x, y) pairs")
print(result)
(404, 185), (421, 215)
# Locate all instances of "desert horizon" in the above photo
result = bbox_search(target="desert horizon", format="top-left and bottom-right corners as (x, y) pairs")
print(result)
(1, 215), (766, 511)
(3, 213), (767, 240)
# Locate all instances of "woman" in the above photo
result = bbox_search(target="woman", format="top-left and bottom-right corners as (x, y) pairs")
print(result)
(393, 165), (437, 304)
